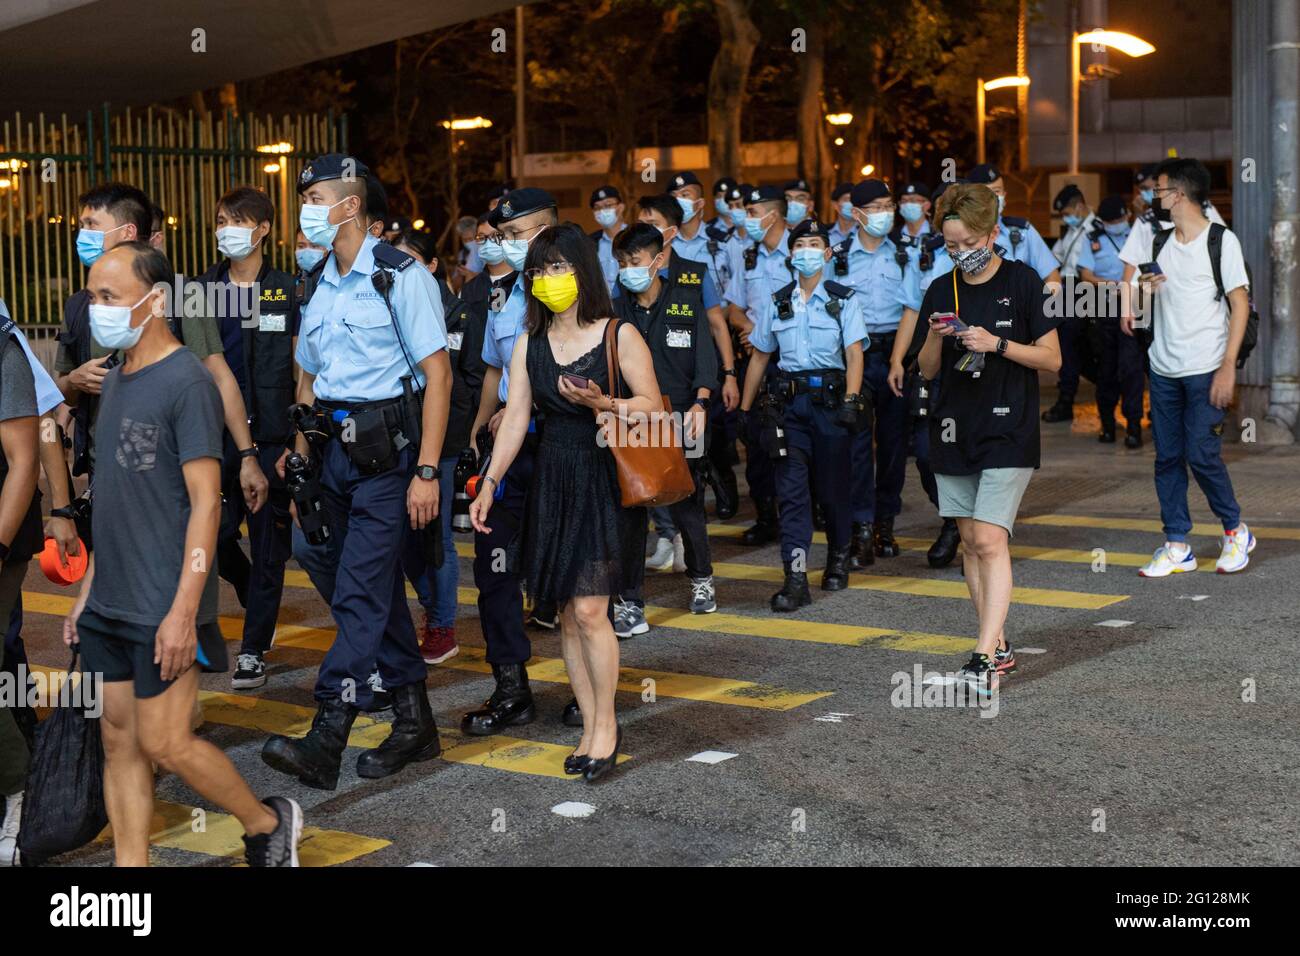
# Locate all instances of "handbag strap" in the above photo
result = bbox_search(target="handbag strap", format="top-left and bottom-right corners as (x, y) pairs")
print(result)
(604, 317), (624, 400)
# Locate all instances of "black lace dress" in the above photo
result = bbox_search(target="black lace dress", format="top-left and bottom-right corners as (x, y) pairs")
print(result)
(519, 319), (625, 603)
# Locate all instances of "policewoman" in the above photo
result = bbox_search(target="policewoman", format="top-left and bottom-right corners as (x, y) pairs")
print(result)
(830, 178), (922, 566)
(462, 187), (561, 736)
(261, 154), (452, 790)
(740, 219), (867, 611)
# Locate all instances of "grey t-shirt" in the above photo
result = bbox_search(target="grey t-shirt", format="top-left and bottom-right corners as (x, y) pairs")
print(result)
(87, 347), (224, 630)
(0, 337), (38, 425)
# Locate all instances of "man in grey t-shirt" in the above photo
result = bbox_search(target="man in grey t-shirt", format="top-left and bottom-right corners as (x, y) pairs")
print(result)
(64, 243), (301, 868)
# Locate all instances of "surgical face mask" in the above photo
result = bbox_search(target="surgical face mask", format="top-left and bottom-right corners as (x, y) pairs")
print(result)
(785, 200), (807, 227)
(744, 215), (768, 242)
(89, 290), (153, 350)
(1104, 221), (1128, 236)
(299, 197), (354, 247)
(217, 225), (258, 260)
(862, 210), (894, 238)
(618, 256), (660, 294)
(295, 247), (325, 272)
(501, 225), (544, 271)
(676, 196), (698, 223)
(900, 202), (925, 224)
(478, 238), (507, 265)
(728, 206), (746, 227)
(76, 223), (127, 267)
(1062, 214), (1081, 229)
(839, 200), (854, 220)
(1140, 188), (1154, 205)
(790, 247), (826, 278)
(953, 243), (994, 276)
(594, 207), (619, 229)
(530, 272), (579, 313)
(715, 197), (730, 218)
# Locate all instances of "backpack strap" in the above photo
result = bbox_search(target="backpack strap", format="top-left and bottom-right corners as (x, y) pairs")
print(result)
(1206, 222), (1226, 302)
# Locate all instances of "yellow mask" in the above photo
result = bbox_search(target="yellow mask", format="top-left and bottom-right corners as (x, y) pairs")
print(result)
(530, 272), (579, 313)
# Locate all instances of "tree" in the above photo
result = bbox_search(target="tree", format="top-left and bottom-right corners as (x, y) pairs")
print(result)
(707, 0), (759, 187)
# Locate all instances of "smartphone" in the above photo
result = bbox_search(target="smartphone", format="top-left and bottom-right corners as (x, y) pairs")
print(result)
(1138, 262), (1163, 276)
(929, 311), (969, 333)
(562, 373), (590, 390)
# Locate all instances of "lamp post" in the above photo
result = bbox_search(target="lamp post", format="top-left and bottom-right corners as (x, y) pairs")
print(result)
(977, 76), (1030, 165)
(442, 117), (493, 227)
(1069, 30), (1155, 173)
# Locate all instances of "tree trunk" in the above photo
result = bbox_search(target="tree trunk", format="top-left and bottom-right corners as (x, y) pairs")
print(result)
(707, 0), (759, 185)
(795, 18), (835, 215)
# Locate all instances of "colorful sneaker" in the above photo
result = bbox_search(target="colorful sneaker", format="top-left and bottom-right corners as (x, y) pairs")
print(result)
(231, 652), (266, 690)
(420, 624), (459, 665)
(1215, 524), (1256, 574)
(613, 598), (650, 638)
(956, 653), (999, 697)
(994, 641), (1017, 675)
(689, 576), (717, 614)
(1138, 544), (1197, 577)
(646, 536), (674, 571)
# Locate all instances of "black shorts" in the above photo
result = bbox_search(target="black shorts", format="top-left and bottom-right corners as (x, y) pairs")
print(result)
(76, 608), (228, 699)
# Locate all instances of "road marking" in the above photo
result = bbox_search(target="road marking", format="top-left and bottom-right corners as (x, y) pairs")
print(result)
(1017, 647), (1047, 654)
(1178, 594), (1210, 601)
(1018, 514), (1300, 541)
(813, 711), (854, 723)
(1095, 619), (1135, 627)
(552, 802), (597, 818)
(686, 750), (738, 764)
(22, 591), (830, 712)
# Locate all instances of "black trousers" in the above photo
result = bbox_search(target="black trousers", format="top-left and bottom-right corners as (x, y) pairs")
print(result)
(473, 442), (534, 665)
(1096, 316), (1146, 430)
(620, 457), (714, 606)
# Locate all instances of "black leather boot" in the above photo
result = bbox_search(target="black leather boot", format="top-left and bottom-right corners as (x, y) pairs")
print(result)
(873, 515), (900, 557)
(821, 546), (851, 591)
(740, 498), (778, 546)
(356, 682), (441, 778)
(849, 521), (874, 570)
(1041, 398), (1074, 422)
(1124, 425), (1142, 449)
(771, 563), (812, 612)
(262, 699), (357, 791)
(460, 663), (535, 736)
(927, 518), (961, 568)
(812, 501), (826, 531)
(561, 698), (582, 727)
(715, 466), (739, 520)
(1098, 418), (1117, 443)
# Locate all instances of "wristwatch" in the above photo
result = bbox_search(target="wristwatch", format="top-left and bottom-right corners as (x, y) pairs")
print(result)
(50, 506), (78, 520)
(722, 368), (737, 377)
(692, 397), (709, 410)
(238, 446), (259, 460)
(415, 464), (441, 481)
(996, 337), (1009, 355)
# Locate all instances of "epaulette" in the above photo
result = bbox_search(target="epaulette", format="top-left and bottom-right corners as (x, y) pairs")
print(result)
(1001, 215), (1030, 228)
(823, 280), (855, 300)
(705, 221), (730, 243)
(372, 242), (416, 272)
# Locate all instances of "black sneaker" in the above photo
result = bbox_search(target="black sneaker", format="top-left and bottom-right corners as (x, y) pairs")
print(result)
(243, 796), (303, 867)
(231, 653), (266, 690)
(956, 653), (999, 696)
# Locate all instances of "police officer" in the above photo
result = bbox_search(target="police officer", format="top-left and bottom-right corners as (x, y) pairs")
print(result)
(783, 178), (814, 228)
(1046, 183), (1098, 422)
(830, 178), (922, 565)
(964, 163), (1062, 285)
(462, 187), (560, 733)
(828, 182), (855, 247)
(588, 184), (626, 294)
(1079, 194), (1144, 447)
(261, 154), (452, 790)
(740, 219), (867, 609)
(193, 186), (299, 692)
(725, 184), (793, 545)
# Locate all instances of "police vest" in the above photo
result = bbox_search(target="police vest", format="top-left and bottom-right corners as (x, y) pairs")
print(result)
(440, 277), (487, 458)
(0, 322), (45, 560)
(615, 251), (709, 409)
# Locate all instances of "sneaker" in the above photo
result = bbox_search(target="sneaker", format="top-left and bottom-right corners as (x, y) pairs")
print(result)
(364, 670), (392, 713)
(526, 602), (558, 629)
(994, 641), (1017, 675)
(689, 576), (717, 614)
(1215, 524), (1256, 574)
(672, 533), (686, 573)
(646, 536), (674, 571)
(420, 624), (459, 665)
(243, 796), (303, 867)
(1138, 543), (1197, 577)
(231, 652), (267, 690)
(613, 599), (650, 638)
(0, 791), (22, 867)
(955, 653), (999, 697)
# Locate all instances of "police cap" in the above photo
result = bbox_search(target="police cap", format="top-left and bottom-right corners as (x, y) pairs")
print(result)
(297, 153), (370, 194)
(784, 178), (812, 194)
(850, 179), (891, 207)
(965, 163), (1001, 185)
(899, 182), (931, 200)
(831, 181), (854, 200)
(590, 185), (622, 207)
(494, 187), (558, 224)
(745, 184), (784, 205)
(670, 171), (702, 190)
(1134, 163), (1159, 184)
(1052, 184), (1084, 212)
(789, 218), (833, 245)
(1098, 194), (1128, 221)
(712, 176), (738, 195)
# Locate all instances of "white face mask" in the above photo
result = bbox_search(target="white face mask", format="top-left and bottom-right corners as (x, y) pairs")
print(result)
(216, 225), (258, 260)
(89, 290), (154, 350)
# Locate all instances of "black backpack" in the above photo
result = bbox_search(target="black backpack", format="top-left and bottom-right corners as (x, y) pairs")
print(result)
(1151, 222), (1259, 368)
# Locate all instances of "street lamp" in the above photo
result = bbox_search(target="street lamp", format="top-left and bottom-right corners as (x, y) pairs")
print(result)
(1070, 30), (1154, 173)
(442, 117), (495, 227)
(977, 75), (1030, 165)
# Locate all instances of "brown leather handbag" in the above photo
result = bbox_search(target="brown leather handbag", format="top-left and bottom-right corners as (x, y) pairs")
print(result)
(599, 318), (696, 508)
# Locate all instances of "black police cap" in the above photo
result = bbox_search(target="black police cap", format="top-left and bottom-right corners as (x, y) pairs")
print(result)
(850, 179), (891, 207)
(670, 171), (702, 190)
(1052, 184), (1084, 212)
(745, 184), (784, 205)
(831, 181), (854, 200)
(900, 182), (931, 200)
(966, 163), (1001, 185)
(723, 184), (745, 202)
(712, 176), (738, 195)
(1134, 163), (1159, 184)
(495, 187), (557, 223)
(784, 178), (812, 194)
(789, 218), (832, 245)
(590, 185), (622, 207)
(931, 178), (968, 203)
(298, 153), (370, 193)
(1098, 194), (1128, 221)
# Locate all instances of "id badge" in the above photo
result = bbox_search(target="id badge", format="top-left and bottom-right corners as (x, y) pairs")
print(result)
(447, 331), (464, 351)
(259, 312), (287, 332)
(666, 328), (692, 348)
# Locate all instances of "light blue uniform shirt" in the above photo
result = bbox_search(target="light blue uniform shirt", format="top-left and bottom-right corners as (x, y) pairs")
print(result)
(826, 231), (922, 336)
(595, 226), (624, 294)
(750, 278), (868, 372)
(461, 241), (483, 276)
(725, 231), (792, 323)
(1076, 224), (1130, 282)
(828, 217), (855, 248)
(673, 227), (729, 308)
(919, 245), (953, 296)
(999, 217), (1059, 280)
(295, 235), (447, 403)
(0, 298), (70, 415)
(480, 273), (528, 403)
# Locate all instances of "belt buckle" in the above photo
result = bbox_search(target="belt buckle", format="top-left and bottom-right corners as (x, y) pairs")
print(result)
(809, 375), (823, 388)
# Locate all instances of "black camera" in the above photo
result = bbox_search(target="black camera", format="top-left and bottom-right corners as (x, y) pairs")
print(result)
(451, 447), (478, 534)
(285, 452), (330, 545)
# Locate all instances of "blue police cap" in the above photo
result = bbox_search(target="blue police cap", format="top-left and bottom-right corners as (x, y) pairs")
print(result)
(298, 153), (370, 193)
(590, 185), (622, 207)
(789, 218), (832, 244)
(712, 176), (738, 195)
(669, 171), (703, 190)
(1053, 184), (1084, 212)
(850, 179), (891, 206)
(745, 184), (784, 205)
(899, 182), (931, 200)
(965, 163), (1001, 184)
(1098, 194), (1128, 221)
(495, 187), (557, 223)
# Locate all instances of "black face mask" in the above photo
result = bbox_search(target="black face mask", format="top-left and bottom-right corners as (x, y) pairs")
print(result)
(1153, 203), (1172, 223)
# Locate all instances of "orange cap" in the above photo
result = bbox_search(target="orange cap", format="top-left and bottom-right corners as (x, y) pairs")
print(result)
(40, 535), (88, 586)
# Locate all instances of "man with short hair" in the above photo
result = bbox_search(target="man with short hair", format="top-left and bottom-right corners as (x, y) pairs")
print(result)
(64, 242), (301, 866)
(783, 178), (814, 228)
(1044, 183), (1099, 423)
(588, 185), (626, 293)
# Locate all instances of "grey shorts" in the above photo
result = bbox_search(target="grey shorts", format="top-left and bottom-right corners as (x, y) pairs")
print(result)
(935, 467), (1034, 536)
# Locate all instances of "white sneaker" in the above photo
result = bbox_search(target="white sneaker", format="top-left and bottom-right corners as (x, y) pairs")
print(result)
(646, 537), (674, 571)
(672, 533), (686, 573)
(1215, 524), (1256, 574)
(0, 791), (22, 866)
(1138, 543), (1197, 577)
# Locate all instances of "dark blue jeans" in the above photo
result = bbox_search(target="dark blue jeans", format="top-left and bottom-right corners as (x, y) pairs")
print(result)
(1149, 370), (1241, 542)
(851, 350), (908, 524)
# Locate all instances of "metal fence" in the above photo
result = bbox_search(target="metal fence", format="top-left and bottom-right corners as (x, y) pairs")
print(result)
(0, 105), (348, 329)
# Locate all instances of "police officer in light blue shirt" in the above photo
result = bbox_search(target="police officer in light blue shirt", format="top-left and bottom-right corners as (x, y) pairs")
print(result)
(587, 185), (626, 294)
(826, 178), (922, 566)
(262, 153), (452, 791)
(828, 182), (856, 248)
(741, 218), (867, 611)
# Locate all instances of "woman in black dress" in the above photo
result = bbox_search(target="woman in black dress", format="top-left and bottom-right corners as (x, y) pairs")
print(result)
(469, 224), (661, 782)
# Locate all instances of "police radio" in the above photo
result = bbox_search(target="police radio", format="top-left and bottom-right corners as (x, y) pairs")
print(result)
(832, 239), (850, 277)
(744, 246), (758, 271)
(285, 453), (330, 546)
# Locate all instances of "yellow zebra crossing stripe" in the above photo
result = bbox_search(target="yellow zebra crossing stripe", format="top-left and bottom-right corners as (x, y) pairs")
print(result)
(1017, 513), (1300, 541)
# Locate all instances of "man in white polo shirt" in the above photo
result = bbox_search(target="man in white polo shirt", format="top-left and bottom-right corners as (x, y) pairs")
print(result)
(1120, 158), (1254, 576)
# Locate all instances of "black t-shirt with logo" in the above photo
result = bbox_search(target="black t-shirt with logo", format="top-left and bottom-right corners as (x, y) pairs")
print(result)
(910, 258), (1056, 475)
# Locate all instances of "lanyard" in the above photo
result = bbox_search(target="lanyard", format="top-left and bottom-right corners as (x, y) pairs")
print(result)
(952, 267), (959, 318)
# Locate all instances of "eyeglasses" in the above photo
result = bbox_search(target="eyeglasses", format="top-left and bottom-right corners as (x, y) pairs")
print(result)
(1150, 186), (1179, 196)
(476, 233), (503, 243)
(524, 260), (574, 280)
(860, 202), (897, 214)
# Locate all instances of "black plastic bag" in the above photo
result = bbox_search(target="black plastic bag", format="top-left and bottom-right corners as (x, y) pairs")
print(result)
(17, 648), (107, 866)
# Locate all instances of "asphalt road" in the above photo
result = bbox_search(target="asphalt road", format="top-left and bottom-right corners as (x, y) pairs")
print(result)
(20, 387), (1300, 866)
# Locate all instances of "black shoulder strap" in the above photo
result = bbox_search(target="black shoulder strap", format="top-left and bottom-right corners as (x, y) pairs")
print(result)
(1206, 222), (1226, 302)
(823, 280), (855, 301)
(772, 280), (796, 304)
(1151, 224), (1175, 262)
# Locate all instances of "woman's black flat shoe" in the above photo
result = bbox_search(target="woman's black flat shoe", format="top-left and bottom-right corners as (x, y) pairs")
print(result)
(563, 751), (589, 775)
(582, 727), (623, 783)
